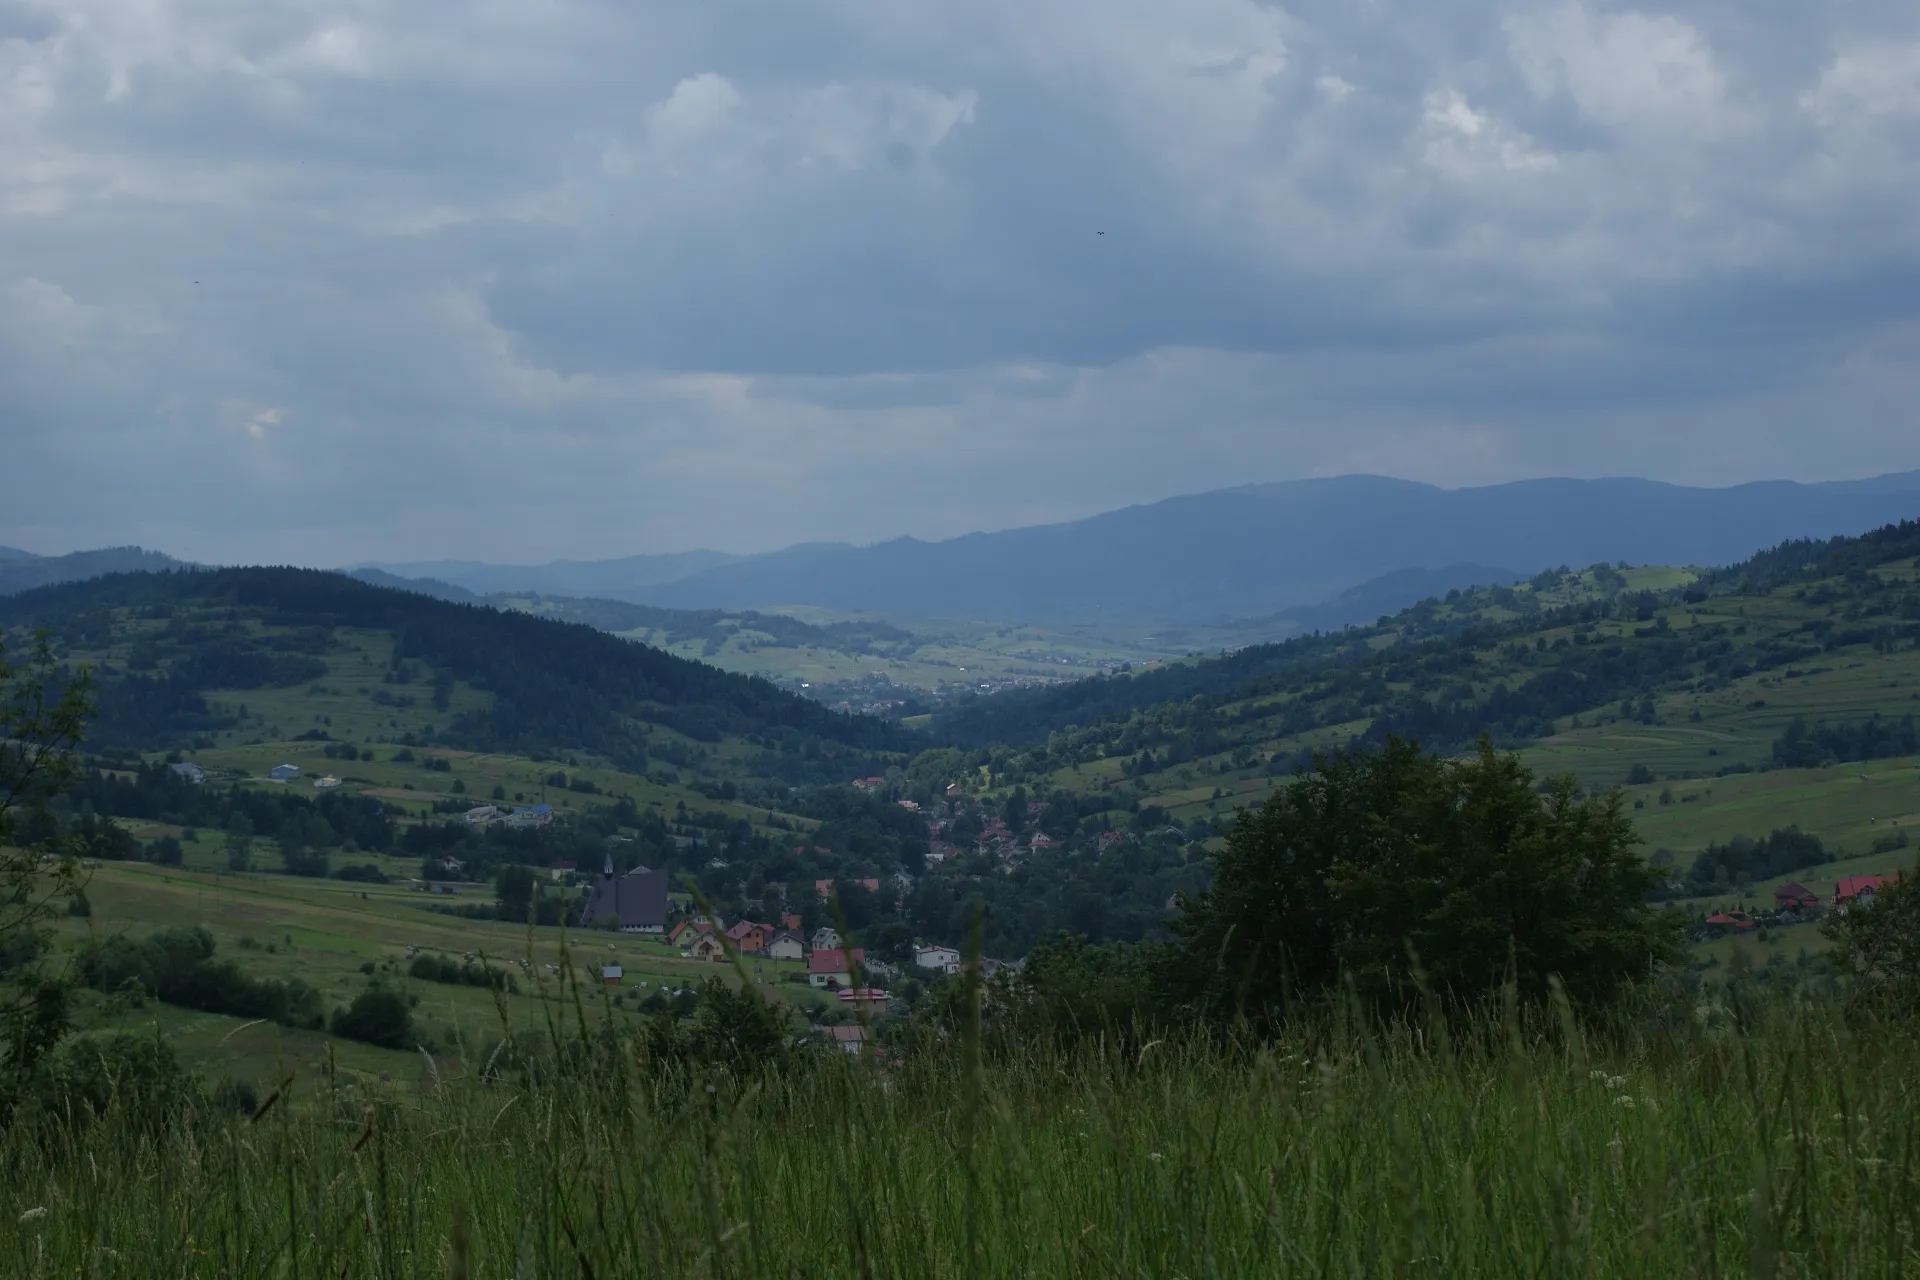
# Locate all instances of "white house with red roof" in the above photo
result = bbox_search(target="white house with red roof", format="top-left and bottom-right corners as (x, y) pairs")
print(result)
(808, 948), (866, 989)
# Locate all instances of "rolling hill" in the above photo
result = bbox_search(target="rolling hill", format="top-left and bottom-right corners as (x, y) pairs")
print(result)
(0, 567), (900, 788)
(0, 545), (191, 595)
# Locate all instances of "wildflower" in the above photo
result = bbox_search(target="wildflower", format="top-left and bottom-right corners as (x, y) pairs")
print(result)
(1612, 1095), (1635, 1109)
(1606, 1075), (1627, 1090)
(1148, 1152), (1163, 1162)
(18, 1207), (46, 1223)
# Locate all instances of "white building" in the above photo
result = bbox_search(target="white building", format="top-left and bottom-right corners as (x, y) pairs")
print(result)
(914, 944), (963, 975)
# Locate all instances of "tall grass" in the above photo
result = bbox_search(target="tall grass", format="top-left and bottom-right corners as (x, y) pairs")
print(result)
(2, 997), (1917, 1277)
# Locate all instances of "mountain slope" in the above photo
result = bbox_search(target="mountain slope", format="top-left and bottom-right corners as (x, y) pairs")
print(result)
(945, 519), (1920, 822)
(360, 549), (743, 597)
(0, 568), (899, 781)
(614, 472), (1920, 626)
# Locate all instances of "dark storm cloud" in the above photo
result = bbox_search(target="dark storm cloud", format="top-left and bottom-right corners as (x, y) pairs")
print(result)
(2, 0), (1918, 562)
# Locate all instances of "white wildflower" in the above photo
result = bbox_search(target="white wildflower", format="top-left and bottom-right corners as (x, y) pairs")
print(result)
(18, 1207), (46, 1223)
(1612, 1095), (1635, 1109)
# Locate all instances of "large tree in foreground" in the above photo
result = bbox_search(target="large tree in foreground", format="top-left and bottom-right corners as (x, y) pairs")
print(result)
(0, 636), (94, 1095)
(1163, 736), (1680, 1023)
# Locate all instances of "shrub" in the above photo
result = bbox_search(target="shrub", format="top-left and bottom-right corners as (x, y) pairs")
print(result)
(330, 985), (415, 1049)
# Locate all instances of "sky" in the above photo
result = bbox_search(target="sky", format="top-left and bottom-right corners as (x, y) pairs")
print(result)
(3, 0), (1919, 565)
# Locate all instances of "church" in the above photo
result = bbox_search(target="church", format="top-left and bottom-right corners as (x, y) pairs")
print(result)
(580, 856), (669, 934)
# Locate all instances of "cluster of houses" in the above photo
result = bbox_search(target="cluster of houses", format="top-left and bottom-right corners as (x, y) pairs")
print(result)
(1702, 873), (1905, 935)
(461, 803), (554, 830)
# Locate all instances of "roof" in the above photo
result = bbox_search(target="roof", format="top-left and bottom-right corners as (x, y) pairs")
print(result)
(1836, 875), (1900, 901)
(828, 1025), (867, 1043)
(726, 921), (768, 941)
(581, 866), (670, 931)
(837, 988), (888, 1002)
(808, 948), (866, 974)
(915, 944), (960, 956)
(1773, 881), (1817, 901)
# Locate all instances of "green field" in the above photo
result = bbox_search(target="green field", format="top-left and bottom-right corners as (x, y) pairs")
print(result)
(59, 859), (834, 1090)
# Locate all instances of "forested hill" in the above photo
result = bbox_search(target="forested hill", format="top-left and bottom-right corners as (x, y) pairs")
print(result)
(935, 520), (1920, 756)
(0, 568), (899, 777)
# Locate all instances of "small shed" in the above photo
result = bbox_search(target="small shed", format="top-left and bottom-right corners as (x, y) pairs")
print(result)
(269, 763), (301, 781)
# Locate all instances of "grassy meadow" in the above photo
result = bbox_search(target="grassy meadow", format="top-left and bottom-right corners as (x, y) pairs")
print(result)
(5, 988), (1917, 1276)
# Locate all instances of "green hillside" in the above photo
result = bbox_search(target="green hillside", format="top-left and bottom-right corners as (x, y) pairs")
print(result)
(0, 567), (901, 792)
(949, 523), (1920, 868)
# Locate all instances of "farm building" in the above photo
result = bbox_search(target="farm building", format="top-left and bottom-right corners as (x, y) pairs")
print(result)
(269, 763), (300, 781)
(167, 762), (206, 785)
(827, 1025), (867, 1055)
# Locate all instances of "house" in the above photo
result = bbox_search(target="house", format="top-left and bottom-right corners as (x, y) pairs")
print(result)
(836, 988), (889, 1014)
(269, 764), (300, 781)
(808, 948), (866, 989)
(1703, 911), (1756, 934)
(436, 855), (465, 873)
(550, 861), (577, 883)
(462, 805), (503, 827)
(814, 879), (834, 900)
(810, 926), (842, 952)
(580, 857), (669, 934)
(313, 775), (341, 789)
(1773, 882), (1819, 911)
(767, 931), (804, 962)
(726, 921), (772, 955)
(1835, 875), (1901, 907)
(601, 965), (622, 986)
(827, 1024), (868, 1055)
(1028, 833), (1058, 851)
(669, 919), (714, 947)
(167, 762), (206, 785)
(780, 913), (803, 933)
(915, 944), (962, 974)
(688, 933), (726, 962)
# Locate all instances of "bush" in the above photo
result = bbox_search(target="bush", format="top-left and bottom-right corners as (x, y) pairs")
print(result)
(80, 927), (323, 1028)
(146, 835), (184, 866)
(334, 863), (389, 884)
(19, 1032), (197, 1127)
(330, 985), (415, 1049)
(408, 954), (517, 993)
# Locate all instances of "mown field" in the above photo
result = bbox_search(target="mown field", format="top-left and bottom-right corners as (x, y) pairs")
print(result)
(58, 860), (833, 1091)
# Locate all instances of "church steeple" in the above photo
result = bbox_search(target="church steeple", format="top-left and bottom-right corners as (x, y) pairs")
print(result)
(603, 850), (614, 878)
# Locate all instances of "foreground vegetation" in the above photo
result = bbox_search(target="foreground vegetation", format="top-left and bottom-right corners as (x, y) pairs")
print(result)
(3, 992), (1917, 1277)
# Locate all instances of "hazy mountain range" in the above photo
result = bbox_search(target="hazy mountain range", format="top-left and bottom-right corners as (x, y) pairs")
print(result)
(11, 472), (1920, 632)
(364, 472), (1920, 627)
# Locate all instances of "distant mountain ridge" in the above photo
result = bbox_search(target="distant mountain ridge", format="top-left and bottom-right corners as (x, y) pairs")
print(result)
(441, 472), (1920, 627)
(0, 546), (191, 596)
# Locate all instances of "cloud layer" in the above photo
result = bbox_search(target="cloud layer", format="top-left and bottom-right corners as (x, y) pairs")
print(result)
(3, 0), (1919, 563)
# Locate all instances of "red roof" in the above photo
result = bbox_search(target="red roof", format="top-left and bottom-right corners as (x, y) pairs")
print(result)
(808, 948), (866, 975)
(781, 913), (802, 931)
(725, 921), (768, 942)
(1773, 882), (1818, 904)
(1835, 875), (1900, 902)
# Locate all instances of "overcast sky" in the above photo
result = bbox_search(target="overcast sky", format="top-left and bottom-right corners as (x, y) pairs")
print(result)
(4, 0), (1919, 564)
